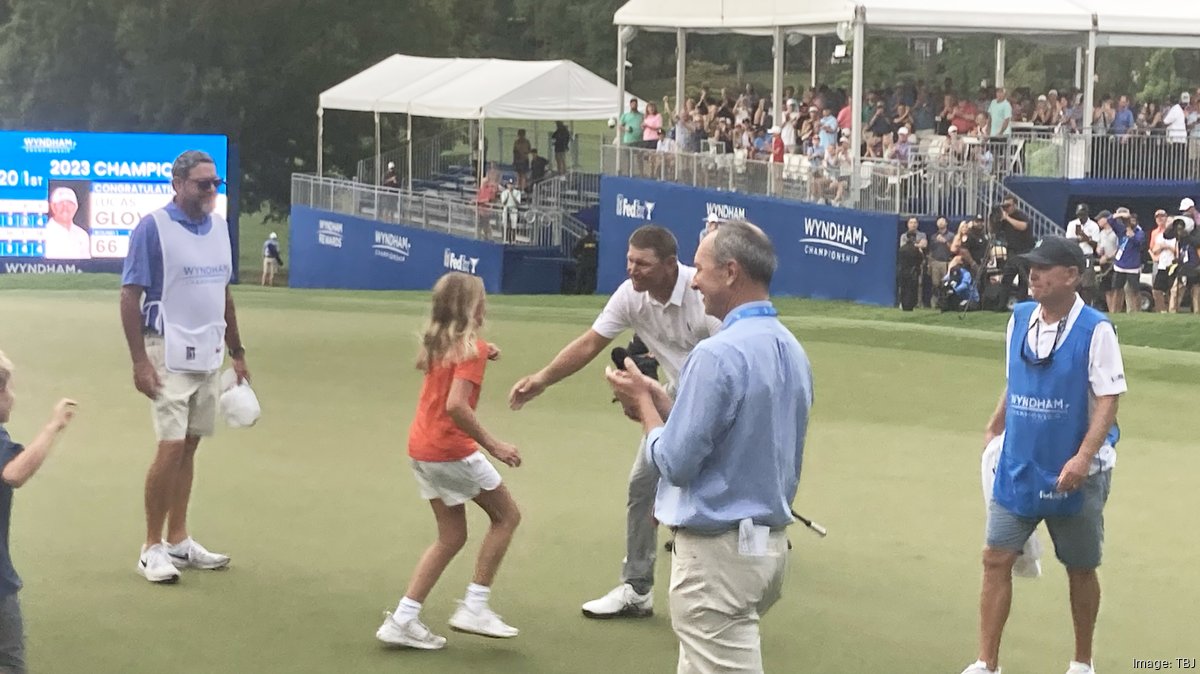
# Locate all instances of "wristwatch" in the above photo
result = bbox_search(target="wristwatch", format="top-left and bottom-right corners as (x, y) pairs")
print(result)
(229, 346), (246, 359)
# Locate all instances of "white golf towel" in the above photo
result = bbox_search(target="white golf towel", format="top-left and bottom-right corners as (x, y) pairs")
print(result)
(219, 369), (261, 429)
(982, 433), (1043, 577)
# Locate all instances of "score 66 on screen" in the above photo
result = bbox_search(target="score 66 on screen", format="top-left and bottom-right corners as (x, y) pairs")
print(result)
(0, 131), (228, 260)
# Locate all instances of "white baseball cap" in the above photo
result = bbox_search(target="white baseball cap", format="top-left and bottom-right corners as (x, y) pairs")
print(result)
(219, 369), (261, 429)
(897, 126), (909, 135)
(1182, 92), (1191, 103)
(269, 232), (278, 239)
(948, 126), (959, 135)
(704, 214), (721, 224)
(49, 187), (77, 205)
(1181, 198), (1196, 211)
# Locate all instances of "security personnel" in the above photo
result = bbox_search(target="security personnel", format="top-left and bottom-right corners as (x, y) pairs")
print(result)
(572, 229), (598, 294)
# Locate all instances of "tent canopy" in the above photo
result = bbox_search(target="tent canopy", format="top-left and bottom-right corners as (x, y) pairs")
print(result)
(612, 0), (1200, 46)
(319, 55), (637, 120)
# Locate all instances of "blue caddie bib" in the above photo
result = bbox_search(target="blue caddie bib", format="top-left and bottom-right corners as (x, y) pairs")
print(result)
(993, 302), (1119, 518)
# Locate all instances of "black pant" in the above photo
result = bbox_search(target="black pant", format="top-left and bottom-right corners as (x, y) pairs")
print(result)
(1000, 256), (1029, 303)
(898, 270), (920, 311)
(574, 264), (596, 295)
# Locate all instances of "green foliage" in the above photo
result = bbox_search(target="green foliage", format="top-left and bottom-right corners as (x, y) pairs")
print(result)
(0, 1), (1190, 217)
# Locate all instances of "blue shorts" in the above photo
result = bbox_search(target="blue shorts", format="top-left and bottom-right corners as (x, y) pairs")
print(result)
(986, 470), (1112, 569)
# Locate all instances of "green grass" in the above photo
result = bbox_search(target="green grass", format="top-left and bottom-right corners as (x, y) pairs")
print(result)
(0, 285), (1197, 673)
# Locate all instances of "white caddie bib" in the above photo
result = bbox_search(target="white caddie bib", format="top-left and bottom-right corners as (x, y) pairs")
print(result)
(151, 209), (231, 373)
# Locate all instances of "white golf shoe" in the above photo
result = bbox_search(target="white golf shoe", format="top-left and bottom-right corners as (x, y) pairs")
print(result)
(137, 544), (181, 584)
(375, 612), (446, 650)
(166, 537), (230, 570)
(448, 601), (518, 638)
(581, 583), (653, 619)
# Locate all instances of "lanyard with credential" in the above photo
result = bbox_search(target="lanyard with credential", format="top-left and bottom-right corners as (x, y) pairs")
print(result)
(724, 304), (778, 328)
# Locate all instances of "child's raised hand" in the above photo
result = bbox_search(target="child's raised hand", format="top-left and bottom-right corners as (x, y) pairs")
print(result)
(486, 343), (502, 361)
(51, 399), (77, 431)
(489, 441), (521, 468)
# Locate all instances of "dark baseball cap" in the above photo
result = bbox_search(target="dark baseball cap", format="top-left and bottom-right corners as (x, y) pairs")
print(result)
(1095, 209), (1112, 220)
(1076, 203), (1089, 214)
(1020, 235), (1087, 270)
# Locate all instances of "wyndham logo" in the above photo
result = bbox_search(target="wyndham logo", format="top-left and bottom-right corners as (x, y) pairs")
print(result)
(372, 230), (411, 262)
(444, 248), (480, 274)
(1009, 394), (1071, 419)
(799, 218), (870, 264)
(705, 203), (746, 220)
(318, 220), (343, 248)
(615, 194), (656, 220)
(22, 137), (76, 154)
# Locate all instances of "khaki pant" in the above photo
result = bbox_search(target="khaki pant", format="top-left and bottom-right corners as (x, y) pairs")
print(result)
(145, 335), (220, 441)
(669, 529), (789, 674)
(928, 259), (950, 293)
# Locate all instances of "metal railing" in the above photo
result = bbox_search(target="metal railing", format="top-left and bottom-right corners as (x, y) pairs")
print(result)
(602, 144), (1000, 217)
(496, 126), (605, 174)
(291, 173), (584, 258)
(356, 123), (473, 188)
(1011, 127), (1200, 181)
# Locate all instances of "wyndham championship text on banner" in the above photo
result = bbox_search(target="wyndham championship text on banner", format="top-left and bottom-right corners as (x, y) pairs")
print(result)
(289, 206), (503, 292)
(598, 177), (898, 306)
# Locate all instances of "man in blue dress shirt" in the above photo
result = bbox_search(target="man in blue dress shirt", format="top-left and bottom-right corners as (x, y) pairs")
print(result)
(607, 220), (813, 673)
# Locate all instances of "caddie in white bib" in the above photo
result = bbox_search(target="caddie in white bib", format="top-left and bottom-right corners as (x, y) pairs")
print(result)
(150, 208), (232, 373)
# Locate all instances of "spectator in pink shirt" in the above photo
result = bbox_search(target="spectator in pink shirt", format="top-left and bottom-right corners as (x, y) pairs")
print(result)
(641, 104), (663, 149)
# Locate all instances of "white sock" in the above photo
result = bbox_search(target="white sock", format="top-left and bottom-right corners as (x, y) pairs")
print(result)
(464, 583), (491, 612)
(970, 660), (998, 674)
(1069, 662), (1092, 673)
(394, 597), (421, 623)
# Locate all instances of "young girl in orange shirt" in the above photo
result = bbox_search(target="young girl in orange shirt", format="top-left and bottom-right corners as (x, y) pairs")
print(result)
(376, 272), (522, 650)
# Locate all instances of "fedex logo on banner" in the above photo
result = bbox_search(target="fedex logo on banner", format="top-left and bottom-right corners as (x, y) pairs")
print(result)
(615, 194), (656, 220)
(799, 217), (869, 265)
(444, 248), (480, 274)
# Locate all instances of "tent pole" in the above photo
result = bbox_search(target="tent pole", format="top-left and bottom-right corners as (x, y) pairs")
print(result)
(1074, 47), (1083, 88)
(616, 26), (627, 173)
(772, 28), (784, 133)
(810, 35), (817, 88)
(374, 111), (381, 185)
(407, 114), (414, 192)
(317, 108), (324, 177)
(478, 116), (487, 240)
(675, 28), (687, 180)
(850, 11), (865, 202)
(995, 38), (1006, 89)
(1083, 28), (1097, 171)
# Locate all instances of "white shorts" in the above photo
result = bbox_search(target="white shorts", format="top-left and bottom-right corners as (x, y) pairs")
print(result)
(410, 451), (502, 506)
(146, 335), (220, 442)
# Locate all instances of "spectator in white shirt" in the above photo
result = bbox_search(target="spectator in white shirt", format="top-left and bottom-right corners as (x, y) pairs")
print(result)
(1162, 92), (1189, 143)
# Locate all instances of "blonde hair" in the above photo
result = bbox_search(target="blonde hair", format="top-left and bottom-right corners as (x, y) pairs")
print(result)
(0, 350), (12, 390)
(416, 273), (485, 371)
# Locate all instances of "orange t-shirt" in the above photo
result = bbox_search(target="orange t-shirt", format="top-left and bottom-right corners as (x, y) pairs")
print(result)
(408, 339), (488, 462)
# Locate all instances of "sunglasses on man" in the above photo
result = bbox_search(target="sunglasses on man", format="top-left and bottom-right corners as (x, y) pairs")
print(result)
(189, 177), (224, 191)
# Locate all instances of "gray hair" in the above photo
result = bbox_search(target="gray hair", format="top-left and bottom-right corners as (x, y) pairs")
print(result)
(709, 220), (776, 286)
(172, 150), (215, 181)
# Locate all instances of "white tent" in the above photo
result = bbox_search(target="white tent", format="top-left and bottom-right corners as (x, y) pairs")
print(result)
(316, 55), (638, 183)
(610, 0), (1200, 185)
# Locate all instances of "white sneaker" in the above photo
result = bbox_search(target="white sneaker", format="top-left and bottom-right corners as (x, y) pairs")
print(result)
(375, 612), (446, 650)
(960, 660), (1000, 674)
(1066, 662), (1095, 674)
(1013, 555), (1042, 578)
(581, 583), (653, 619)
(166, 537), (230, 570)
(448, 601), (519, 638)
(137, 544), (181, 584)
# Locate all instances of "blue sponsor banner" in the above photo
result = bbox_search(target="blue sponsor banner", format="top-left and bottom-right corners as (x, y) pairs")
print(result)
(0, 258), (123, 274)
(598, 177), (897, 306)
(289, 206), (503, 292)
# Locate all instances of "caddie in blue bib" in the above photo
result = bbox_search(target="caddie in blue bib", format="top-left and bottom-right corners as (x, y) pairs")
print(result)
(993, 302), (1119, 519)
